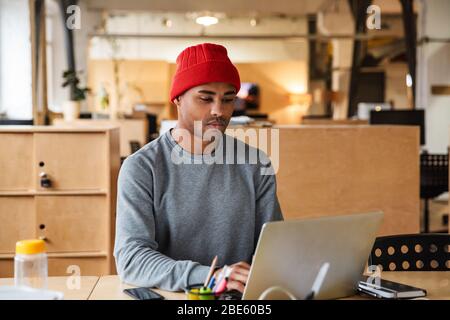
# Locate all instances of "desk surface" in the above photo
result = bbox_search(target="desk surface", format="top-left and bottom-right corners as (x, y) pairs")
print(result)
(347, 272), (450, 300)
(0, 276), (99, 300)
(89, 275), (184, 300)
(1, 272), (448, 300)
(89, 272), (450, 300)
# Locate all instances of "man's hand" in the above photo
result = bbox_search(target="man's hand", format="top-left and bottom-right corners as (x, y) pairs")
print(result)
(214, 261), (251, 293)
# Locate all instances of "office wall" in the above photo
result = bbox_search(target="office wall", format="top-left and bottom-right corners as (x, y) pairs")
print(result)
(88, 59), (308, 124)
(87, 59), (170, 116)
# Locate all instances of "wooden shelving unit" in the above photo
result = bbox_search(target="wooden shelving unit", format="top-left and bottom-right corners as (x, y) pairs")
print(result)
(0, 126), (120, 277)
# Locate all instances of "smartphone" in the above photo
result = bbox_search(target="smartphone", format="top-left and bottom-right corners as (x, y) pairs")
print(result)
(358, 277), (426, 299)
(123, 287), (165, 300)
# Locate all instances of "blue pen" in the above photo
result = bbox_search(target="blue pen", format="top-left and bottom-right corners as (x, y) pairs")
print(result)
(207, 276), (216, 289)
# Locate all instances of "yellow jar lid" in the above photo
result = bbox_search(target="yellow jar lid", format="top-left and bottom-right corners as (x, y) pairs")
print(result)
(16, 239), (46, 255)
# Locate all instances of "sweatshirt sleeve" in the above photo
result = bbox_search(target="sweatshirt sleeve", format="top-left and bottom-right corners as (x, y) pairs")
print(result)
(113, 156), (209, 291)
(254, 154), (284, 246)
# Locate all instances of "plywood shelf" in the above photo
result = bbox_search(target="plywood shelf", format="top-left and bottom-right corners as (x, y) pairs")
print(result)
(0, 190), (108, 196)
(0, 251), (108, 260)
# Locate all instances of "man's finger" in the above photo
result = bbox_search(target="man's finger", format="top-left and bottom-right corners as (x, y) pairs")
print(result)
(228, 271), (248, 284)
(233, 261), (251, 269)
(231, 266), (250, 277)
(226, 280), (245, 293)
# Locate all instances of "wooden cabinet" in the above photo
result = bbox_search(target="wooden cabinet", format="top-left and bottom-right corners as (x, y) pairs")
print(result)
(53, 119), (148, 157)
(0, 126), (120, 277)
(34, 133), (108, 190)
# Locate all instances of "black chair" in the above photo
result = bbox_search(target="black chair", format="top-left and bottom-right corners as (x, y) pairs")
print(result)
(368, 234), (450, 271)
(420, 152), (448, 233)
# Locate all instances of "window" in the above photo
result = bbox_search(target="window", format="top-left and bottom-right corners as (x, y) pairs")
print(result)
(0, 0), (32, 119)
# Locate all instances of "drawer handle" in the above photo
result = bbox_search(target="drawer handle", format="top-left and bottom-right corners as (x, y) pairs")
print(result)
(39, 172), (52, 188)
(38, 236), (47, 241)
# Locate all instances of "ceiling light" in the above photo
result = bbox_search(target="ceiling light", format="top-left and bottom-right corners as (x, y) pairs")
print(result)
(196, 15), (219, 26)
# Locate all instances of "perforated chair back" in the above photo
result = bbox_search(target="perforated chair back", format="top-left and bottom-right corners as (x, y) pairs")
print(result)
(368, 234), (450, 271)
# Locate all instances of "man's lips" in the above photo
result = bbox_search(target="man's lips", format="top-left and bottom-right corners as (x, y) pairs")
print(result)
(207, 121), (225, 127)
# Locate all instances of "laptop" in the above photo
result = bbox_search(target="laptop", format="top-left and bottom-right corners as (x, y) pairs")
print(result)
(242, 211), (384, 300)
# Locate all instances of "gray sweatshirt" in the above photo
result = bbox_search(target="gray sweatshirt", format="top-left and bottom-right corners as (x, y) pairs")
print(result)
(114, 129), (283, 291)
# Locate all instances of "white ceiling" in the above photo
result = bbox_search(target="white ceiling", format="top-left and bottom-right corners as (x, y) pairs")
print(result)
(84, 0), (405, 16)
(84, 0), (333, 16)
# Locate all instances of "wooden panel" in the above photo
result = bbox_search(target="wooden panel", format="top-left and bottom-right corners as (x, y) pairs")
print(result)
(53, 119), (148, 157)
(34, 133), (107, 190)
(228, 125), (420, 235)
(35, 196), (107, 253)
(0, 197), (35, 253)
(48, 257), (110, 276)
(0, 259), (14, 278)
(301, 119), (368, 125)
(0, 133), (33, 190)
(107, 128), (120, 274)
(0, 126), (117, 133)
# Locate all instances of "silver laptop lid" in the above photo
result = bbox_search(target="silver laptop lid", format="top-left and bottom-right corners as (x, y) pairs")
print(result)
(243, 211), (384, 300)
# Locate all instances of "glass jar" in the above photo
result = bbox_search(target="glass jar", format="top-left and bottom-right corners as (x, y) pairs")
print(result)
(14, 239), (48, 290)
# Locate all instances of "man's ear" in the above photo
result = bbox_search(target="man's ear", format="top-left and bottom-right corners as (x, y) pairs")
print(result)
(173, 96), (181, 106)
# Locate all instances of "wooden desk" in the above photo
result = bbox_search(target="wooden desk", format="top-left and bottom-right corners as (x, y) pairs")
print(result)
(1, 273), (447, 300)
(89, 272), (450, 300)
(88, 275), (184, 300)
(0, 276), (99, 300)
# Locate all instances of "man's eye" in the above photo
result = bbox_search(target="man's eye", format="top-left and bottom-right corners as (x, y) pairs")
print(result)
(223, 98), (235, 103)
(200, 97), (213, 102)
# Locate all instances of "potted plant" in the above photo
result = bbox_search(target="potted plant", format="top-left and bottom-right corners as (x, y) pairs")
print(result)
(61, 70), (90, 121)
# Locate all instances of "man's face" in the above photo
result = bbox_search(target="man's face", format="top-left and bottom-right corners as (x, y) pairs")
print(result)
(174, 82), (237, 138)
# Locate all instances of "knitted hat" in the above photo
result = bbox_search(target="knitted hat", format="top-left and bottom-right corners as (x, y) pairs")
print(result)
(169, 43), (241, 101)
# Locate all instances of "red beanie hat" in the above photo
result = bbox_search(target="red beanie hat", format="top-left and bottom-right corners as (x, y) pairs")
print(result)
(170, 43), (241, 101)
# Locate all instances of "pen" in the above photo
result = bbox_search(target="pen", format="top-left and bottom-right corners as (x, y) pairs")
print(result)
(212, 265), (227, 292)
(214, 266), (233, 293)
(207, 276), (216, 289)
(214, 276), (228, 294)
(203, 256), (218, 288)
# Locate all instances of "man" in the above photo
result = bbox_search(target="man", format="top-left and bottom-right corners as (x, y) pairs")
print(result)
(114, 43), (283, 293)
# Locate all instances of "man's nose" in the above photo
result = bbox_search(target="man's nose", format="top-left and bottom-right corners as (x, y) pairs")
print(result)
(210, 100), (224, 117)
